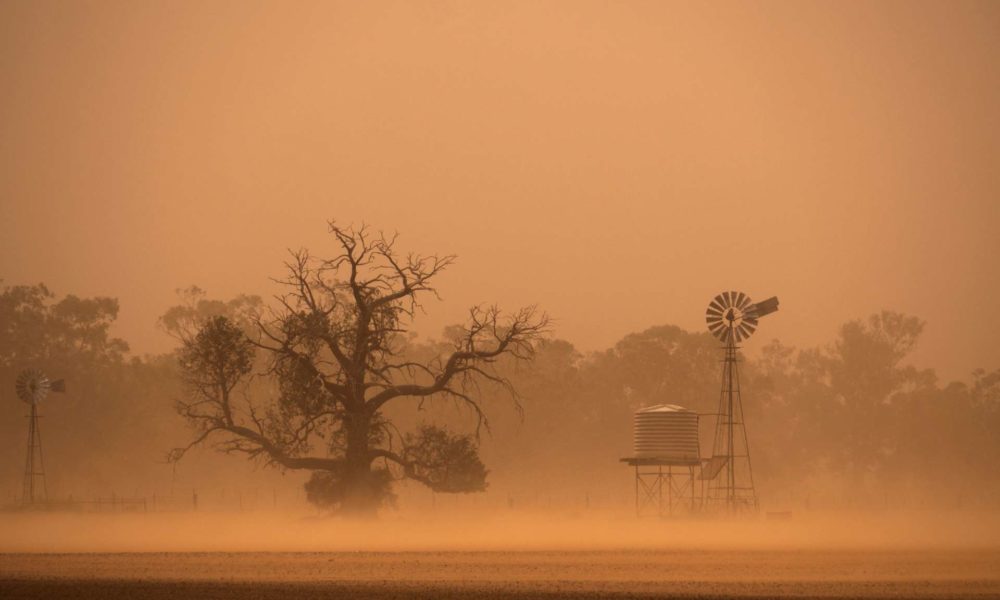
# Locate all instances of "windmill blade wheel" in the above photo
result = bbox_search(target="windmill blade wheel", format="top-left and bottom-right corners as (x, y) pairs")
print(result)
(705, 291), (756, 343)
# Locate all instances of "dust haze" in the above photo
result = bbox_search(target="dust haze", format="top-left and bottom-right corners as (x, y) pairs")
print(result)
(1, 1), (999, 598)
(2, 1), (999, 379)
(3, 508), (1000, 553)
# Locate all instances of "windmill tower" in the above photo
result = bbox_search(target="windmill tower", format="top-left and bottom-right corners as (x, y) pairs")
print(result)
(15, 369), (65, 506)
(702, 292), (779, 514)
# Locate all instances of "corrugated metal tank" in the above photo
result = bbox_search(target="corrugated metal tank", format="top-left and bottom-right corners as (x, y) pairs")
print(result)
(632, 404), (700, 463)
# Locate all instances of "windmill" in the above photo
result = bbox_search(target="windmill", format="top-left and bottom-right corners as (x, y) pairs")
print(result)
(15, 368), (66, 505)
(701, 292), (779, 513)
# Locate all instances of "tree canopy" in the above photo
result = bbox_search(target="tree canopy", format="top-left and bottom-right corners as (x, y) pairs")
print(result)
(168, 223), (549, 513)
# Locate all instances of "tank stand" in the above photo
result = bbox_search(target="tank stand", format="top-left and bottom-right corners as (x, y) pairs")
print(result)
(622, 458), (698, 517)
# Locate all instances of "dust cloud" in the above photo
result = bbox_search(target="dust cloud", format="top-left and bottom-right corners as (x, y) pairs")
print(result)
(2, 508), (999, 554)
(2, 1), (999, 380)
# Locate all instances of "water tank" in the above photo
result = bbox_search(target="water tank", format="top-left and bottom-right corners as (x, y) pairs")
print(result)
(632, 404), (700, 464)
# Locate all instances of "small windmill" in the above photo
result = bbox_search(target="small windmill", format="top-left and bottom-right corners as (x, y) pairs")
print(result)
(702, 292), (779, 513)
(15, 368), (66, 505)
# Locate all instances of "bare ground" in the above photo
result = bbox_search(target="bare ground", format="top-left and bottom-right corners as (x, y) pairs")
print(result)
(2, 550), (999, 599)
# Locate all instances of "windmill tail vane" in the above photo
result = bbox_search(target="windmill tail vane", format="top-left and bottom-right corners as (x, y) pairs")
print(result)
(748, 296), (780, 319)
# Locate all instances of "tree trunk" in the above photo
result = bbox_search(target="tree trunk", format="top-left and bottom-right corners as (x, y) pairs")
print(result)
(341, 410), (376, 516)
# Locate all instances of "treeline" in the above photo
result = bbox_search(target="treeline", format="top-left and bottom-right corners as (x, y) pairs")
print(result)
(439, 317), (1000, 509)
(0, 283), (280, 501)
(1, 282), (998, 509)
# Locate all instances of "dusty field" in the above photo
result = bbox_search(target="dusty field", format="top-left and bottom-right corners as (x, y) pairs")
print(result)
(3, 512), (999, 598)
(2, 549), (1000, 599)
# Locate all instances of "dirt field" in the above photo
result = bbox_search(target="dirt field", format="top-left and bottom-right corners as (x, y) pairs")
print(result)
(2, 549), (1000, 599)
(3, 511), (999, 598)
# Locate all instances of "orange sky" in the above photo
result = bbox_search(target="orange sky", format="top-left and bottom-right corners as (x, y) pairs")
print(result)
(1, 1), (998, 381)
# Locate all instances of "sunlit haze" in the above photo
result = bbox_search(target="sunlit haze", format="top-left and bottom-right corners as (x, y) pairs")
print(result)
(2, 1), (998, 379)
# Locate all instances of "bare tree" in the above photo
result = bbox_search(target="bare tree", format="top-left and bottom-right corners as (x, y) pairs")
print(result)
(169, 222), (549, 514)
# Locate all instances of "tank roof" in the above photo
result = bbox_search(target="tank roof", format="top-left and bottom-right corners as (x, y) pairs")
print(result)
(635, 404), (695, 414)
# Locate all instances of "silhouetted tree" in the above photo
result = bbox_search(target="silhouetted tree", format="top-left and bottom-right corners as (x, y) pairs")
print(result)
(825, 312), (932, 482)
(168, 223), (548, 514)
(158, 286), (262, 342)
(0, 281), (129, 369)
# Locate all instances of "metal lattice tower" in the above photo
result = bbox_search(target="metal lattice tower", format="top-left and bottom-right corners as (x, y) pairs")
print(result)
(15, 368), (65, 506)
(22, 401), (47, 504)
(702, 292), (778, 514)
